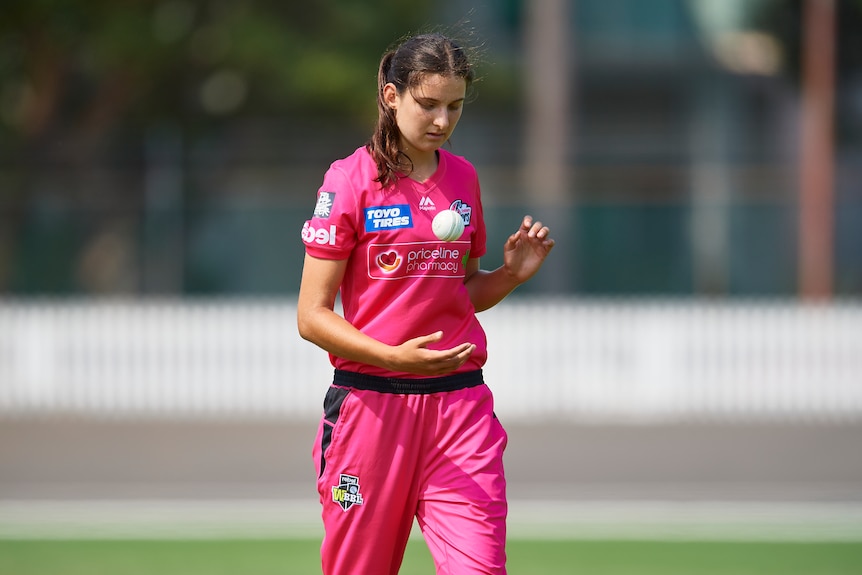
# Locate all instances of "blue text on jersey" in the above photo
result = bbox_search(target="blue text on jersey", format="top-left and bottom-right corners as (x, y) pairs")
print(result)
(364, 204), (413, 232)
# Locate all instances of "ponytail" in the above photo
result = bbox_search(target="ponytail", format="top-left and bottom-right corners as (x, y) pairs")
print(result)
(368, 51), (411, 188)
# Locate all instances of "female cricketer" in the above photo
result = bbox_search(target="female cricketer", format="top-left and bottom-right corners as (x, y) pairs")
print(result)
(297, 32), (555, 574)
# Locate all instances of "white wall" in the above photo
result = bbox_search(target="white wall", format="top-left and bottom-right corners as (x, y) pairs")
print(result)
(1, 299), (860, 422)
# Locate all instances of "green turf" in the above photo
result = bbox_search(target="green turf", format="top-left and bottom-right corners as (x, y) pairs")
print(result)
(0, 538), (861, 575)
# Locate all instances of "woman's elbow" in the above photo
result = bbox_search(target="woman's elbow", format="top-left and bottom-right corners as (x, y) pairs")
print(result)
(296, 308), (317, 342)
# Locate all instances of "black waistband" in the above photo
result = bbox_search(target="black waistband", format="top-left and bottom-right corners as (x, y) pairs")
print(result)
(333, 369), (484, 395)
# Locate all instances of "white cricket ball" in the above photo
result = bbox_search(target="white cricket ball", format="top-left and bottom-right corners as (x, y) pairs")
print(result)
(432, 209), (465, 242)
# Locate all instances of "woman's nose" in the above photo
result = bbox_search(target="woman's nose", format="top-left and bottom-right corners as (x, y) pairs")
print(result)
(433, 108), (449, 129)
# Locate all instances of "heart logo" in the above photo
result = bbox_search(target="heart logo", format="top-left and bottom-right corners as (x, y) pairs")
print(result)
(376, 251), (401, 273)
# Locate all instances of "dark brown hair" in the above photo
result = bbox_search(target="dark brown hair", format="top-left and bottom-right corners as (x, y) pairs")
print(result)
(367, 33), (475, 188)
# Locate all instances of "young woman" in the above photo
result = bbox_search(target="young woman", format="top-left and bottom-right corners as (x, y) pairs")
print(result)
(297, 32), (555, 575)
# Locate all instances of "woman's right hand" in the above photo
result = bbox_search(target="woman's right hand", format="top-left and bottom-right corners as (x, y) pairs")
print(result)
(390, 331), (475, 376)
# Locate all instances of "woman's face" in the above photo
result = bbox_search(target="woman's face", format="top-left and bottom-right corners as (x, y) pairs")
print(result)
(384, 73), (467, 161)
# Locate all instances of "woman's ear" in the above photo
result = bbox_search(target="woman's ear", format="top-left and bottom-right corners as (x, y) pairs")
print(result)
(382, 83), (398, 110)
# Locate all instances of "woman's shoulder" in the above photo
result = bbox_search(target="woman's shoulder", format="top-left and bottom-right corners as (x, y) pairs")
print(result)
(329, 146), (375, 174)
(439, 148), (473, 166)
(321, 146), (379, 191)
(438, 148), (478, 181)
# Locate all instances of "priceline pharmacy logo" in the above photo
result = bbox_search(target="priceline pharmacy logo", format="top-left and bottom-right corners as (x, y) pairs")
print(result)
(369, 242), (469, 279)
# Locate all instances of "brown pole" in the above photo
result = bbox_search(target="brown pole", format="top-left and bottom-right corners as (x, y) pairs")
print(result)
(524, 0), (570, 207)
(799, 0), (836, 300)
(523, 0), (572, 292)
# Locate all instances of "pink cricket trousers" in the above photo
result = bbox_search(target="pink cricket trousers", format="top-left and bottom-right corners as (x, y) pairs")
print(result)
(313, 369), (508, 575)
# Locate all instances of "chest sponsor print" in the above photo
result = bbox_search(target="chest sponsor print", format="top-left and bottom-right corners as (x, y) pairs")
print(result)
(364, 204), (413, 232)
(368, 241), (470, 280)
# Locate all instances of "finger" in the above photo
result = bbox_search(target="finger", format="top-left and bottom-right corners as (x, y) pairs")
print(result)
(535, 225), (551, 239)
(456, 343), (476, 362)
(505, 230), (521, 249)
(439, 342), (474, 359)
(411, 331), (443, 349)
(420, 344), (474, 376)
(527, 221), (545, 238)
(437, 344), (475, 370)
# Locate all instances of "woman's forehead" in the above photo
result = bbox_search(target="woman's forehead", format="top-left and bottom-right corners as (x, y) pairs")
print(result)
(410, 73), (467, 100)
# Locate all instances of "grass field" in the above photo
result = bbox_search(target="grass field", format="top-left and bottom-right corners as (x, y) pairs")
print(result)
(1, 538), (861, 575)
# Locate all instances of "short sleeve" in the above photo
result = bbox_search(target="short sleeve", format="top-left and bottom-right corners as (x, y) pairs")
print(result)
(301, 166), (359, 260)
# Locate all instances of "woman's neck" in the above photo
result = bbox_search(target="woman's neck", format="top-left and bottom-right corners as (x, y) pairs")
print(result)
(406, 150), (438, 183)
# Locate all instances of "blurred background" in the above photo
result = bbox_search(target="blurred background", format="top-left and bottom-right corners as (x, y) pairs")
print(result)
(2, 0), (862, 565)
(1, 0), (860, 297)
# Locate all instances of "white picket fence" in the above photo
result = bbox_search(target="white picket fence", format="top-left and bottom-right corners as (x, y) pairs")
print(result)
(0, 299), (860, 422)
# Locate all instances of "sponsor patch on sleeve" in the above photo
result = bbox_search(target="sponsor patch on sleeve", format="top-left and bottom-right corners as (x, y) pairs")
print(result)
(313, 192), (335, 218)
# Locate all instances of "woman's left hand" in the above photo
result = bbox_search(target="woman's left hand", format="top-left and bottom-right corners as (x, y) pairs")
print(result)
(502, 215), (555, 285)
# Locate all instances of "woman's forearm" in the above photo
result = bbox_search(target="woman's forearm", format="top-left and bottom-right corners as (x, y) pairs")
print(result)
(298, 306), (394, 370)
(464, 267), (521, 312)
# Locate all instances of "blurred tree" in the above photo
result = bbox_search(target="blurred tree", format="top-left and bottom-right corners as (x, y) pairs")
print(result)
(0, 0), (439, 146)
(0, 0), (439, 293)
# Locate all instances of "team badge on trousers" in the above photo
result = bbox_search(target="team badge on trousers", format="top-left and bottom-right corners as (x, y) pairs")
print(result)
(331, 474), (364, 511)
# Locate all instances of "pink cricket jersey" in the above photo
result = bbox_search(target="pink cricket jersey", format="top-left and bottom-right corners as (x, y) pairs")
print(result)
(301, 146), (488, 378)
